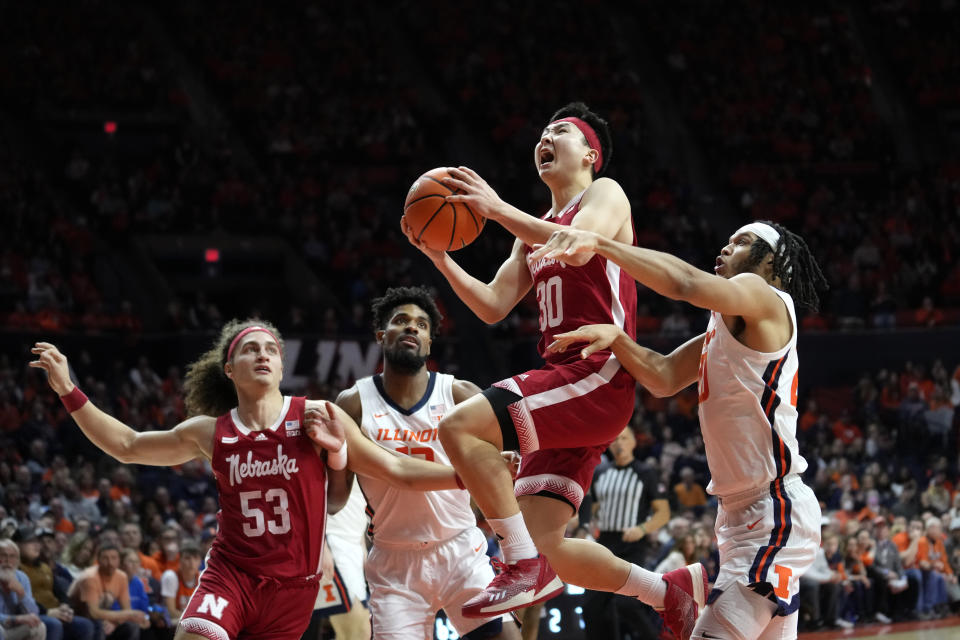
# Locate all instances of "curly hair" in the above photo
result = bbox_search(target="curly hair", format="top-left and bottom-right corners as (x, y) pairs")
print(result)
(743, 221), (829, 310)
(547, 101), (613, 177)
(183, 318), (284, 417)
(370, 286), (443, 339)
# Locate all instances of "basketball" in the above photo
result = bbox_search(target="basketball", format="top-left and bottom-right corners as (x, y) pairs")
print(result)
(403, 167), (485, 252)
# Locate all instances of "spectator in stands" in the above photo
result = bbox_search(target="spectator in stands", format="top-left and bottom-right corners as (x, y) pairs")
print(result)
(16, 528), (94, 640)
(891, 480), (921, 520)
(922, 473), (952, 514)
(924, 389), (955, 449)
(672, 467), (707, 514)
(36, 531), (71, 603)
(871, 517), (915, 620)
(914, 297), (945, 328)
(916, 518), (954, 617)
(893, 518), (933, 619)
(117, 527), (159, 583)
(900, 383), (928, 426)
(842, 535), (873, 623)
(870, 281), (897, 329)
(0, 538), (46, 640)
(148, 531), (178, 581)
(57, 484), (99, 530)
(67, 544), (146, 640)
(831, 410), (862, 446)
(58, 536), (94, 581)
(856, 526), (892, 623)
(799, 531), (851, 630)
(119, 550), (169, 640)
(158, 544), (200, 625)
(654, 534), (697, 575)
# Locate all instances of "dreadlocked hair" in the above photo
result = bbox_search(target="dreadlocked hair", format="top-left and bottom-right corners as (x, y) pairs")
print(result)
(183, 318), (285, 417)
(370, 286), (443, 339)
(743, 221), (829, 311)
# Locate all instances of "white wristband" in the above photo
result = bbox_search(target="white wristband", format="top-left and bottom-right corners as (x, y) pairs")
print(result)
(327, 440), (348, 471)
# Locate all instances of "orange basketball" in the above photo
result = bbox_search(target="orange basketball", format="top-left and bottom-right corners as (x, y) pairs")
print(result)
(403, 167), (485, 251)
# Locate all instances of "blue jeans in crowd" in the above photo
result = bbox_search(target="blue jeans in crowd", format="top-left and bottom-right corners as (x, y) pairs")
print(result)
(920, 569), (948, 612)
(41, 614), (96, 640)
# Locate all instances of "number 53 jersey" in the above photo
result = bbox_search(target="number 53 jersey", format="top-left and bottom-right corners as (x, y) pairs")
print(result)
(352, 372), (477, 546)
(209, 395), (328, 580)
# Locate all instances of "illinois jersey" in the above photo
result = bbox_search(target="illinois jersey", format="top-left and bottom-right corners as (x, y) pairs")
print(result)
(524, 190), (637, 363)
(697, 287), (808, 497)
(208, 396), (328, 580)
(352, 372), (476, 545)
(160, 569), (197, 611)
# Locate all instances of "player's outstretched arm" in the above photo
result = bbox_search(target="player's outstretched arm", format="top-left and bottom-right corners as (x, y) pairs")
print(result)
(548, 326), (704, 398)
(317, 391), (460, 491)
(30, 343), (211, 465)
(533, 232), (782, 320)
(404, 217), (532, 323)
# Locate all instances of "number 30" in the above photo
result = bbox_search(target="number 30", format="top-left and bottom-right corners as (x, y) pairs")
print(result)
(536, 275), (563, 331)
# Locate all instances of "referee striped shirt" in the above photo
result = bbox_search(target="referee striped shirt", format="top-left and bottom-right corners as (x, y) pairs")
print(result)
(589, 460), (664, 532)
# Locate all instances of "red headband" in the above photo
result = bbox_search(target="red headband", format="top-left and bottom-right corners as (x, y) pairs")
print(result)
(552, 117), (604, 172)
(227, 326), (282, 361)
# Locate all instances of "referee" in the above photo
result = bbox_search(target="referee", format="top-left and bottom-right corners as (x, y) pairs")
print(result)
(578, 425), (670, 640)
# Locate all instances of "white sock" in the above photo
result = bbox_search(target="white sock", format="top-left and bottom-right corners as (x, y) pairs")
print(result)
(487, 513), (538, 563)
(615, 563), (666, 607)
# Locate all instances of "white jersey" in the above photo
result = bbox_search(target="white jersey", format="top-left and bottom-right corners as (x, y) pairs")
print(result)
(324, 481), (368, 601)
(698, 287), (807, 497)
(353, 372), (476, 546)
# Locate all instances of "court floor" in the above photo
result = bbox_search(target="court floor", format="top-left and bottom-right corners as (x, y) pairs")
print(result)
(798, 615), (960, 639)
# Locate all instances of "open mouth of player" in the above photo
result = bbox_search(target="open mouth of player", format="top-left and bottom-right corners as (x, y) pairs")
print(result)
(539, 149), (554, 168)
(714, 257), (724, 273)
(254, 365), (272, 374)
(399, 336), (419, 349)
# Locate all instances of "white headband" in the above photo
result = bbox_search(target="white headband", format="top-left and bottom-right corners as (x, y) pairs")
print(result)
(736, 222), (780, 251)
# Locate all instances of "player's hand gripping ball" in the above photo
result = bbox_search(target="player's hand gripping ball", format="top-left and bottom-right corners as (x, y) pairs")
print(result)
(403, 167), (485, 252)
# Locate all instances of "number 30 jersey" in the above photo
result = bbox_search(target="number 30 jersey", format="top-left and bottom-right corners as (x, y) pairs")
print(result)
(209, 396), (328, 581)
(525, 190), (637, 364)
(352, 372), (476, 546)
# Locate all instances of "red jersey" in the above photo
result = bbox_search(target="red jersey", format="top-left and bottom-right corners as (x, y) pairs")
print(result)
(525, 191), (638, 363)
(208, 396), (328, 581)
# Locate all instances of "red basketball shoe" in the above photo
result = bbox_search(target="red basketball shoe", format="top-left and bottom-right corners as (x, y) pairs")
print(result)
(655, 563), (708, 640)
(461, 556), (564, 618)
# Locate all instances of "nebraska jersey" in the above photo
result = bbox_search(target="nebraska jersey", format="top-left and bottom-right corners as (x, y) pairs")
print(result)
(525, 189), (637, 363)
(697, 288), (808, 496)
(352, 373), (476, 546)
(209, 396), (328, 580)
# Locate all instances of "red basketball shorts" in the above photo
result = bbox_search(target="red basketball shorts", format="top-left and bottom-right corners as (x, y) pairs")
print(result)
(178, 553), (320, 640)
(489, 353), (636, 510)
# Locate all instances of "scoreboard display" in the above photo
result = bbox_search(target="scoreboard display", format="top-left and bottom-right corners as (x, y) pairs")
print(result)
(435, 585), (588, 640)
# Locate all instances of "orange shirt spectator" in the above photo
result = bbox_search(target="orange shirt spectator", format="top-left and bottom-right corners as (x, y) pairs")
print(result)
(832, 417), (862, 444)
(151, 550), (180, 578)
(893, 521), (923, 569)
(109, 485), (131, 503)
(799, 410), (819, 433)
(53, 517), (75, 535)
(917, 529), (953, 575)
(880, 384), (901, 410)
(139, 552), (162, 581)
(674, 468), (708, 509)
(914, 297), (945, 328)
